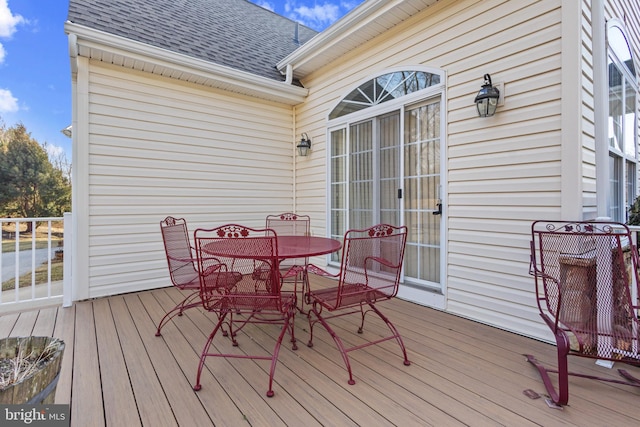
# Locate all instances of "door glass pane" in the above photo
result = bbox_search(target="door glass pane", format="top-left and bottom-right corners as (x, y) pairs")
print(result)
(379, 113), (400, 225)
(626, 159), (635, 220)
(609, 154), (622, 221)
(624, 82), (636, 157)
(609, 64), (624, 152)
(404, 101), (441, 284)
(349, 122), (373, 230)
(330, 128), (347, 262)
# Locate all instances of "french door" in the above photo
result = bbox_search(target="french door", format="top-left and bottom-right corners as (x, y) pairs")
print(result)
(329, 98), (442, 291)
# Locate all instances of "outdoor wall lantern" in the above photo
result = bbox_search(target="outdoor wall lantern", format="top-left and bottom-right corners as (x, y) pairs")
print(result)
(297, 133), (312, 156)
(474, 74), (500, 117)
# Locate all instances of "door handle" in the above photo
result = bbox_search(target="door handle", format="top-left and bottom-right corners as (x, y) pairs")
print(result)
(433, 202), (442, 215)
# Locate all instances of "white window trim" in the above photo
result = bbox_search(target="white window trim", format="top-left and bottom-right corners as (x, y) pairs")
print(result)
(605, 19), (638, 222)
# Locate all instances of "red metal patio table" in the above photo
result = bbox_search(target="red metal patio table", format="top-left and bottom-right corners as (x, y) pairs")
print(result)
(202, 235), (341, 311)
(202, 235), (341, 260)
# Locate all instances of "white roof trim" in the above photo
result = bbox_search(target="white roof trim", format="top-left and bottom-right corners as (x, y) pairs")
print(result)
(277, 0), (439, 80)
(64, 21), (309, 105)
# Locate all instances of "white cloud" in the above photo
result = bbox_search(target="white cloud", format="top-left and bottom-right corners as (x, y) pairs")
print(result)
(341, 1), (362, 11)
(0, 88), (18, 112)
(0, 0), (25, 66)
(45, 143), (64, 158)
(284, 1), (357, 31)
(254, 1), (275, 12)
(295, 4), (340, 23)
(0, 0), (25, 38)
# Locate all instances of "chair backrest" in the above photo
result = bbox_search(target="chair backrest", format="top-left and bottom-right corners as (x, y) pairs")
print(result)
(194, 224), (284, 312)
(266, 213), (310, 236)
(335, 224), (407, 308)
(160, 216), (198, 287)
(266, 213), (311, 269)
(530, 220), (640, 360)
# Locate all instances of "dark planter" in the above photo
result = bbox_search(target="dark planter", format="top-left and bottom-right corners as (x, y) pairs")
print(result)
(0, 336), (65, 404)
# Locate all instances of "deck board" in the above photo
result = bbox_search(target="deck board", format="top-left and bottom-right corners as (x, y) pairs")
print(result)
(52, 304), (75, 406)
(70, 301), (104, 426)
(123, 292), (216, 427)
(95, 297), (145, 427)
(1, 284), (639, 426)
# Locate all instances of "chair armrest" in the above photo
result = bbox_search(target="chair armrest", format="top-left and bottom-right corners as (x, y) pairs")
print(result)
(364, 256), (398, 269)
(362, 256), (400, 290)
(202, 262), (225, 276)
(307, 263), (339, 278)
(168, 254), (197, 264)
(529, 263), (564, 333)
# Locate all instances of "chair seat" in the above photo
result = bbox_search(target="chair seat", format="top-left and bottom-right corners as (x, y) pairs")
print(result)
(310, 284), (389, 309)
(281, 264), (304, 278)
(253, 262), (302, 279)
(225, 291), (295, 311)
(175, 275), (199, 290)
(204, 270), (243, 288)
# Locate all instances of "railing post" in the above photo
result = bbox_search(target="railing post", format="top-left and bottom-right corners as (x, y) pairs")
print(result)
(63, 212), (73, 307)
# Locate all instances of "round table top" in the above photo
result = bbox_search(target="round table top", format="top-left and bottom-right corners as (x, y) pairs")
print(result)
(202, 235), (340, 259)
(276, 235), (341, 258)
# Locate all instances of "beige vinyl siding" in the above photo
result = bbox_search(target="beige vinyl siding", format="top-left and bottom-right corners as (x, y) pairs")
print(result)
(82, 61), (295, 299)
(294, 0), (566, 340)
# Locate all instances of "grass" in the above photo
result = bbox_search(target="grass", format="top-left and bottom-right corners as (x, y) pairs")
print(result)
(1, 222), (64, 290)
(1, 258), (64, 291)
(1, 222), (64, 253)
(1, 239), (62, 253)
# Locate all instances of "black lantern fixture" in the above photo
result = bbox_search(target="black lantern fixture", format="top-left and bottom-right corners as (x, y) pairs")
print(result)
(474, 74), (500, 117)
(297, 133), (311, 156)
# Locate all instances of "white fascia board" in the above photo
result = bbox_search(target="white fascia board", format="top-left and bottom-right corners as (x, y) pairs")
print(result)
(64, 21), (308, 105)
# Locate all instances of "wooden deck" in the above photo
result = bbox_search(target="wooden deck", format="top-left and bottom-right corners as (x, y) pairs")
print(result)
(1, 283), (639, 426)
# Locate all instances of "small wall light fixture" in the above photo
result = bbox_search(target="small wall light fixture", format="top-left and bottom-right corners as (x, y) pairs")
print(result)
(297, 133), (312, 156)
(61, 125), (72, 138)
(474, 74), (500, 117)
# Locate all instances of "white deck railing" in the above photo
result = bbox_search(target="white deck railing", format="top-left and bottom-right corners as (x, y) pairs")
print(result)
(0, 213), (71, 312)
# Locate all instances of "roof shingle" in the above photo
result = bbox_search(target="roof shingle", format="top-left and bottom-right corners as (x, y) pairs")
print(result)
(67, 0), (318, 82)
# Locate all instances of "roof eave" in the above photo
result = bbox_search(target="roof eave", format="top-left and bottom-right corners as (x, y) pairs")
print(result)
(276, 0), (439, 81)
(65, 21), (308, 106)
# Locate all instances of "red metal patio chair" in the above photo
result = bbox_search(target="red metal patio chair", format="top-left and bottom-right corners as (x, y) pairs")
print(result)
(155, 216), (204, 336)
(193, 224), (297, 397)
(306, 223), (410, 385)
(528, 220), (640, 407)
(266, 212), (311, 309)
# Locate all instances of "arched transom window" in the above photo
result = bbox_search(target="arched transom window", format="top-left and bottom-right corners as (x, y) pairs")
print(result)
(329, 70), (441, 119)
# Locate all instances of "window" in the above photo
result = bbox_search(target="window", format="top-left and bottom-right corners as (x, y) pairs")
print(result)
(607, 21), (638, 222)
(329, 71), (440, 119)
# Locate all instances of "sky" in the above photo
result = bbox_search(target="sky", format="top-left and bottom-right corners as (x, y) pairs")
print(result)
(0, 0), (363, 162)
